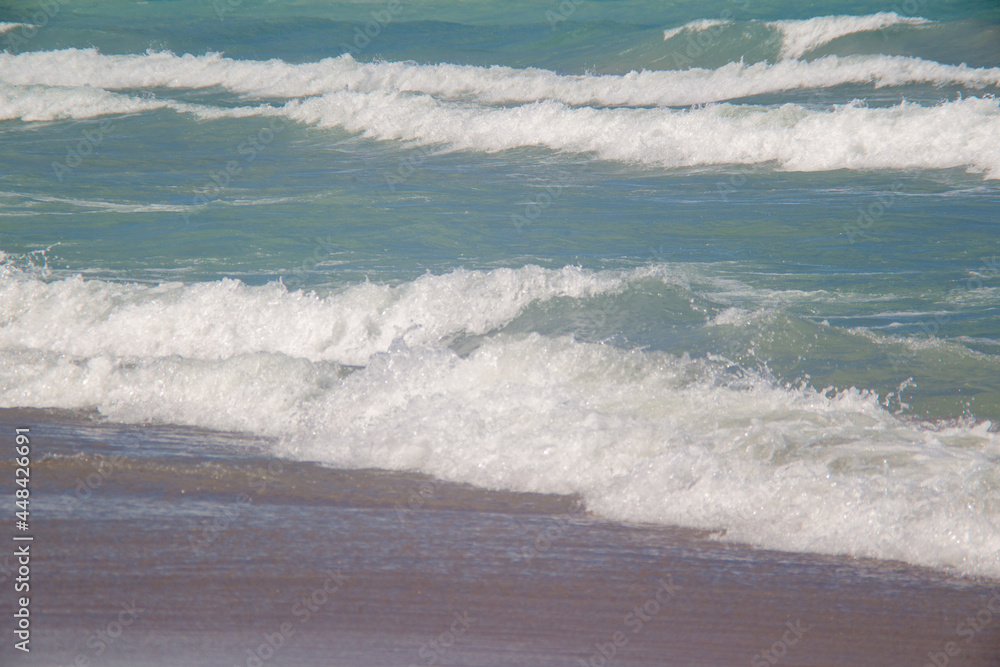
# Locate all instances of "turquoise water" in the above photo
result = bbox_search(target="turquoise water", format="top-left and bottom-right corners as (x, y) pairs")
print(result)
(1, 0), (999, 576)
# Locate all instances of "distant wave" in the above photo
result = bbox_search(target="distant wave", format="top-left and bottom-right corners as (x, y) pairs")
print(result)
(663, 12), (933, 60)
(662, 18), (730, 42)
(4, 48), (998, 107)
(767, 12), (933, 59)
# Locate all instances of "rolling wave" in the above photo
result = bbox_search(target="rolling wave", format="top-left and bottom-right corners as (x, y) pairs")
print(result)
(0, 265), (997, 578)
(2, 48), (998, 176)
(281, 93), (1000, 175)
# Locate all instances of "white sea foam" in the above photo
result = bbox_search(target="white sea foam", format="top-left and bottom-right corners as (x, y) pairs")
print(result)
(767, 13), (933, 60)
(0, 267), (997, 578)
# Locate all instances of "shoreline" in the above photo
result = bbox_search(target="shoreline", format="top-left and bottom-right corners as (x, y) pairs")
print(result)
(1, 408), (998, 666)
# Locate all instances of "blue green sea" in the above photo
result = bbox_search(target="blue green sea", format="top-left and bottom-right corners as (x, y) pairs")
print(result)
(2, 0), (999, 584)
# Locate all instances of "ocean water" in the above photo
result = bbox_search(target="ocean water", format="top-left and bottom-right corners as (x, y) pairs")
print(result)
(1, 0), (999, 581)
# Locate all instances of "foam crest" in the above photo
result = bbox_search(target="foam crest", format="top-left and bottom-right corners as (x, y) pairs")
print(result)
(662, 19), (730, 42)
(0, 82), (277, 122)
(0, 22), (28, 34)
(282, 93), (1000, 177)
(0, 83), (165, 121)
(1, 69), (998, 176)
(0, 266), (636, 366)
(767, 13), (933, 60)
(2, 49), (999, 109)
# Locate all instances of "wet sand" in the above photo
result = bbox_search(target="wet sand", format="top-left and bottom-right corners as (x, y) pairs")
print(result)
(1, 408), (998, 666)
